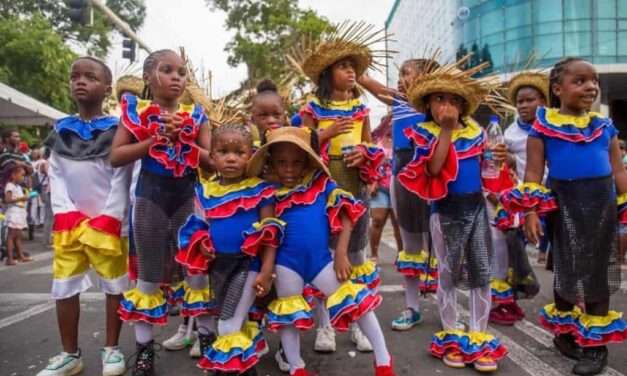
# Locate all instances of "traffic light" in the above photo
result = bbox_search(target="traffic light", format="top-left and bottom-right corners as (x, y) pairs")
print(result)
(66, 0), (90, 25)
(122, 38), (136, 62)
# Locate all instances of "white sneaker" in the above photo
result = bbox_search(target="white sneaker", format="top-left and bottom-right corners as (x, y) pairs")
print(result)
(37, 351), (83, 376)
(314, 325), (336, 352)
(189, 337), (201, 358)
(350, 325), (373, 352)
(101, 347), (125, 376)
(274, 347), (291, 373)
(163, 324), (196, 351)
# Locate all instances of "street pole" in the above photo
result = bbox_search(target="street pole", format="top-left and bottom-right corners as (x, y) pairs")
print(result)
(89, 0), (152, 53)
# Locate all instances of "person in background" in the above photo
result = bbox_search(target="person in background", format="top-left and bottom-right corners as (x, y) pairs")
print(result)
(368, 114), (402, 263)
(3, 164), (32, 265)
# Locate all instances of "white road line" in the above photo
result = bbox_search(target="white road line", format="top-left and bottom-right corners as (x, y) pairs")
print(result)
(0, 292), (104, 303)
(24, 265), (52, 275)
(0, 301), (55, 330)
(0, 251), (53, 272)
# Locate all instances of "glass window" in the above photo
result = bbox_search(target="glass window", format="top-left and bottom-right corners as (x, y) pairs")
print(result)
(480, 9), (504, 36)
(506, 25), (533, 41)
(505, 2), (532, 28)
(537, 34), (564, 58)
(462, 0), (482, 7)
(565, 20), (592, 32)
(592, 56), (617, 64)
(597, 20), (617, 31)
(483, 32), (504, 45)
(597, 31), (617, 56)
(534, 0), (562, 23)
(505, 37), (533, 64)
(619, 20), (627, 31)
(463, 17), (480, 44)
(618, 32), (627, 55)
(619, 1), (627, 17)
(565, 32), (592, 56)
(536, 21), (562, 35)
(596, 0), (616, 18)
(564, 0), (591, 19)
(485, 43), (504, 71)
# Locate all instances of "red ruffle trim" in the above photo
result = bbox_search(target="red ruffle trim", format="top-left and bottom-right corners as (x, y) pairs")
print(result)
(241, 221), (284, 257)
(275, 173), (329, 216)
(398, 141), (459, 201)
(327, 197), (367, 234)
(206, 186), (275, 219)
(266, 318), (315, 332)
(355, 144), (385, 185)
(482, 164), (515, 195)
(175, 231), (214, 275)
(87, 215), (121, 237)
(198, 355), (258, 373)
(331, 294), (382, 332)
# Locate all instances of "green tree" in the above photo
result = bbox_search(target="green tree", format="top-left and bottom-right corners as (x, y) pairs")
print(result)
(0, 15), (77, 113)
(0, 0), (146, 57)
(206, 0), (330, 87)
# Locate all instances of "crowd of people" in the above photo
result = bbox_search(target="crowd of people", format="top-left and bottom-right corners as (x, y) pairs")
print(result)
(2, 20), (626, 376)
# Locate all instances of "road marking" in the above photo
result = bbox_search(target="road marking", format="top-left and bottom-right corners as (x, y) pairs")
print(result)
(0, 251), (53, 272)
(0, 301), (55, 330)
(24, 265), (52, 275)
(0, 292), (104, 303)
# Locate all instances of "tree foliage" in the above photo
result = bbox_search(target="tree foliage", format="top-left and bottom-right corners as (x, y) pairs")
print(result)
(206, 0), (330, 86)
(0, 0), (146, 58)
(0, 15), (78, 113)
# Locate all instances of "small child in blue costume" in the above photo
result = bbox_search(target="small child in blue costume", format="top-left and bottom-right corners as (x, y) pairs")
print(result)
(247, 127), (394, 376)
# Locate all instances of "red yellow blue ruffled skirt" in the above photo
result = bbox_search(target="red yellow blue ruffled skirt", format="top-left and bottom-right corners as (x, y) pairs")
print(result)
(327, 281), (382, 332)
(491, 279), (515, 305)
(198, 331), (259, 372)
(430, 330), (508, 363)
(266, 295), (314, 332)
(118, 288), (168, 325)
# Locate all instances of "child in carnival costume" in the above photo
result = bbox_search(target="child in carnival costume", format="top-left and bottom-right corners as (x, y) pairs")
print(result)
(398, 58), (510, 372)
(501, 57), (627, 376)
(288, 20), (388, 352)
(247, 126), (395, 376)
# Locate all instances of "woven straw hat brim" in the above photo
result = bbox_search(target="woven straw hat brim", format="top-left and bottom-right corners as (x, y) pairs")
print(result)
(508, 72), (549, 104)
(303, 42), (372, 85)
(247, 130), (331, 178)
(115, 76), (144, 101)
(408, 75), (486, 117)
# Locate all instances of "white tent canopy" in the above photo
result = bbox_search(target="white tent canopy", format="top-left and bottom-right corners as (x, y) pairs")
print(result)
(0, 81), (67, 126)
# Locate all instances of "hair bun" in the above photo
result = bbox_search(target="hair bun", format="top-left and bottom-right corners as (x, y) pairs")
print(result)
(256, 79), (278, 94)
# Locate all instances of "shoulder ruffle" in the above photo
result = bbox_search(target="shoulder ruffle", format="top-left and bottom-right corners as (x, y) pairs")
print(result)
(326, 188), (367, 234)
(196, 177), (276, 219)
(241, 217), (286, 257)
(176, 215), (214, 274)
(54, 115), (118, 140)
(275, 170), (330, 216)
(355, 143), (385, 185)
(531, 107), (615, 143)
(617, 192), (627, 225)
(301, 98), (369, 121)
(120, 94), (207, 177)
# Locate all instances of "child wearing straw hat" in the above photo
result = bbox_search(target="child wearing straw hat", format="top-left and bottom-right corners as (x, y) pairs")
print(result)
(247, 126), (394, 376)
(292, 21), (387, 352)
(398, 60), (509, 372)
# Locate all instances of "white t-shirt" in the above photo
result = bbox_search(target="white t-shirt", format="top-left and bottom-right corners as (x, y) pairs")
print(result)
(504, 119), (530, 181)
(4, 182), (26, 209)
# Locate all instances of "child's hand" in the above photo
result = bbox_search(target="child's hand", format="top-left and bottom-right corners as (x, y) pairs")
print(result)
(334, 254), (352, 282)
(327, 117), (354, 138)
(254, 271), (275, 297)
(433, 103), (459, 130)
(344, 149), (365, 168)
(492, 144), (508, 163)
(200, 243), (216, 262)
(160, 113), (182, 141)
(523, 211), (543, 246)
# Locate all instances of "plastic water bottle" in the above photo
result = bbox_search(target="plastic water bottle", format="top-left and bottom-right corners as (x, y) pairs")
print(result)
(481, 115), (504, 179)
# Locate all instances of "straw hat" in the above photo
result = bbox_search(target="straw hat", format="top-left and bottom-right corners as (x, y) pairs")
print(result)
(247, 127), (331, 178)
(115, 75), (144, 102)
(286, 21), (392, 85)
(507, 71), (549, 104)
(406, 54), (510, 117)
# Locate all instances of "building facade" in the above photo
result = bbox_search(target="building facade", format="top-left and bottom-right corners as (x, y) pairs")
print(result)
(385, 0), (627, 130)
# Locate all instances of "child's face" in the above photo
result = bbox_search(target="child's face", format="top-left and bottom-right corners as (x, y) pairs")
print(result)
(146, 51), (187, 102)
(331, 58), (357, 92)
(12, 168), (25, 184)
(270, 143), (308, 188)
(516, 87), (545, 124)
(553, 60), (599, 113)
(70, 59), (111, 105)
(398, 62), (418, 93)
(251, 95), (285, 134)
(427, 92), (465, 123)
(210, 131), (252, 182)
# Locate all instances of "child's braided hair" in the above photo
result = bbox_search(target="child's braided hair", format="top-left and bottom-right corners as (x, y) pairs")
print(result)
(211, 123), (253, 148)
(548, 57), (585, 108)
(141, 49), (177, 100)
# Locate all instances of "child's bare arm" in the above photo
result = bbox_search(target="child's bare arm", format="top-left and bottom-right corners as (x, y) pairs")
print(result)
(4, 191), (26, 204)
(254, 205), (278, 297)
(334, 212), (353, 282)
(357, 74), (396, 105)
(109, 123), (153, 167)
(197, 121), (213, 171)
(610, 137), (627, 194)
(522, 137), (546, 245)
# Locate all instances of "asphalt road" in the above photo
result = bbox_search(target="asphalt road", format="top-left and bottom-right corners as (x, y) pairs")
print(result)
(0, 228), (626, 376)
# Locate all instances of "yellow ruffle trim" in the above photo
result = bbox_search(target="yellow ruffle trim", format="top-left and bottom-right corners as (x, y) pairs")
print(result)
(422, 117), (482, 141)
(350, 260), (377, 280)
(212, 331), (254, 353)
(78, 224), (122, 257)
(397, 250), (438, 267)
(617, 192), (627, 206)
(326, 281), (367, 309)
(434, 329), (497, 345)
(490, 279), (513, 293)
(579, 311), (624, 328)
(543, 303), (583, 319)
(123, 287), (166, 310)
(184, 285), (214, 305)
(199, 176), (267, 198)
(545, 108), (602, 129)
(268, 295), (311, 315)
